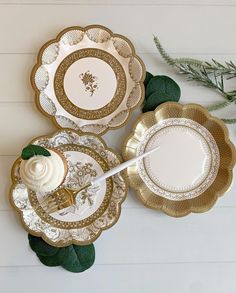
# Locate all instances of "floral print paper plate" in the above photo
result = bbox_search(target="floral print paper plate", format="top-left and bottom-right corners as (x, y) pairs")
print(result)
(10, 130), (127, 247)
(31, 25), (145, 135)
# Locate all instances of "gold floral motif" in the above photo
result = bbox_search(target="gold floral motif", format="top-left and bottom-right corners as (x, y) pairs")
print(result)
(9, 130), (128, 247)
(31, 25), (146, 135)
(28, 144), (113, 229)
(54, 48), (126, 120)
(79, 71), (98, 96)
(61, 161), (98, 212)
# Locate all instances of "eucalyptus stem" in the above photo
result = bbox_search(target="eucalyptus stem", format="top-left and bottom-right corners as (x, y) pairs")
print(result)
(153, 35), (236, 123)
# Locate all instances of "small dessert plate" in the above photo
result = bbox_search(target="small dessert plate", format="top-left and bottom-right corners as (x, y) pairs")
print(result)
(10, 130), (127, 246)
(123, 102), (236, 217)
(31, 25), (145, 134)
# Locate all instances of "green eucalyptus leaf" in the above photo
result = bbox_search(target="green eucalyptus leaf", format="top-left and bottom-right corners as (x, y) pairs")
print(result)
(144, 71), (153, 89)
(143, 92), (172, 112)
(36, 248), (67, 267)
(36, 254), (60, 267)
(21, 144), (51, 160)
(28, 234), (59, 257)
(28, 234), (95, 273)
(62, 244), (95, 273)
(145, 75), (181, 101)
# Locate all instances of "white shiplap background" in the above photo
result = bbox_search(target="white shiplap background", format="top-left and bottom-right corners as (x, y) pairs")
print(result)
(1, 1), (236, 292)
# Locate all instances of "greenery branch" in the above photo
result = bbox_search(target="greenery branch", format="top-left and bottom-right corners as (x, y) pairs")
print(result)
(153, 35), (236, 123)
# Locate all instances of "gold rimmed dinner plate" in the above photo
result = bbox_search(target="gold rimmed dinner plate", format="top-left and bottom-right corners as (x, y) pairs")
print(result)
(31, 25), (145, 135)
(123, 102), (236, 217)
(10, 130), (127, 247)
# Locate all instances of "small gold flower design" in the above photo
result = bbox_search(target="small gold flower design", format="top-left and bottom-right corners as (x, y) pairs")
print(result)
(79, 70), (98, 96)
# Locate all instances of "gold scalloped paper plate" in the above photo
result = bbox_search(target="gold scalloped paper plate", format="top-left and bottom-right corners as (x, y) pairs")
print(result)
(123, 102), (236, 217)
(9, 130), (127, 247)
(31, 25), (145, 135)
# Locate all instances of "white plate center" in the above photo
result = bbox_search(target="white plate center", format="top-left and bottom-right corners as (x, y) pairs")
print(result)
(63, 57), (117, 110)
(144, 125), (212, 192)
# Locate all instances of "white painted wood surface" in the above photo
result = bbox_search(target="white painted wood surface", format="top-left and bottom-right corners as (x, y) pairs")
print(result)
(0, 2), (236, 292)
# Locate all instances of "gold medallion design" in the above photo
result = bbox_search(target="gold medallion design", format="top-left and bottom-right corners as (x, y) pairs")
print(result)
(79, 71), (98, 96)
(54, 48), (127, 120)
(32, 25), (146, 135)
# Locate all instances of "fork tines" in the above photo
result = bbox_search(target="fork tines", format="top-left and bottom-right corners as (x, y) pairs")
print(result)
(37, 188), (76, 214)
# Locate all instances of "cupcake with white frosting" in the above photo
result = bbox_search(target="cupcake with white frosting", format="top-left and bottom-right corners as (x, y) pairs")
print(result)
(20, 146), (67, 193)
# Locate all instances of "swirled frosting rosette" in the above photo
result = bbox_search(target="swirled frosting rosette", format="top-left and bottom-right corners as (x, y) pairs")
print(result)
(20, 149), (67, 193)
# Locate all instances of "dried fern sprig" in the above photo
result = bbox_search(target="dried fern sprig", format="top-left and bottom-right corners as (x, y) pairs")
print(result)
(153, 35), (204, 67)
(222, 118), (236, 124)
(153, 35), (236, 122)
(176, 64), (228, 99)
(207, 101), (233, 112)
(204, 60), (236, 79)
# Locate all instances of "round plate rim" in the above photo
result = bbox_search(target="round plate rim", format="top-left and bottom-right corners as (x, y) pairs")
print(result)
(9, 129), (128, 246)
(31, 24), (146, 135)
(122, 102), (236, 217)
